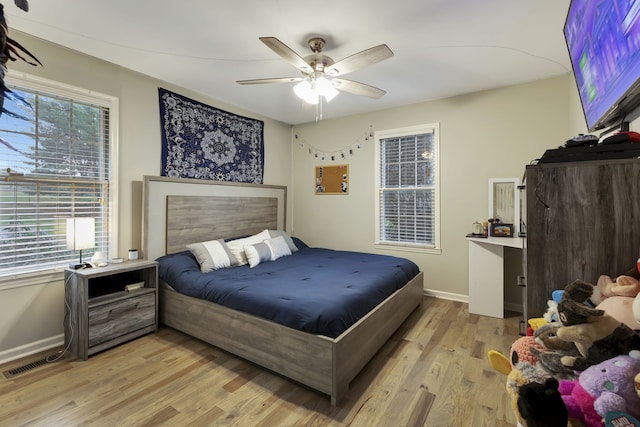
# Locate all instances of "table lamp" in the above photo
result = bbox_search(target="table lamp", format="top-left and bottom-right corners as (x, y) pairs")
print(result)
(67, 217), (95, 269)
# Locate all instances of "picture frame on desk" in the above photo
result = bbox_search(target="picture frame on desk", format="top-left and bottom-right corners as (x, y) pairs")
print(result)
(492, 223), (514, 237)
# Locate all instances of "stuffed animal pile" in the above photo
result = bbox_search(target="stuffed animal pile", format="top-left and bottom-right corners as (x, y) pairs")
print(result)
(488, 259), (640, 427)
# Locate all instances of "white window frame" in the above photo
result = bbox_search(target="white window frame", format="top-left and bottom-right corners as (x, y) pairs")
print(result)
(0, 70), (119, 287)
(374, 123), (440, 253)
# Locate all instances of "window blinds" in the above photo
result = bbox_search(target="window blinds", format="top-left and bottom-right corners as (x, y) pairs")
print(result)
(0, 85), (110, 275)
(378, 132), (436, 246)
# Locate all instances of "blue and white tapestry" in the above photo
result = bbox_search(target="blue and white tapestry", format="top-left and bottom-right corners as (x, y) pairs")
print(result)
(158, 88), (264, 183)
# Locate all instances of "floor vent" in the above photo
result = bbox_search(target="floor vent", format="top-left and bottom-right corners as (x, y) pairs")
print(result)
(3, 357), (49, 379)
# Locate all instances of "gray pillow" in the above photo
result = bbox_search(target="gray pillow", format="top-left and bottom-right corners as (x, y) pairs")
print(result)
(186, 239), (237, 272)
(244, 242), (272, 268)
(268, 229), (298, 252)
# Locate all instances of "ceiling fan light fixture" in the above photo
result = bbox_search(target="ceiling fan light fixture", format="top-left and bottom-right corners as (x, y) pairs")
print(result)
(315, 76), (339, 102)
(294, 75), (339, 104)
(240, 37), (393, 110)
(293, 79), (319, 104)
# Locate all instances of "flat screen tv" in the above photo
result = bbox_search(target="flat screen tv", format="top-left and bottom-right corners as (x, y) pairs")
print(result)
(564, 0), (640, 132)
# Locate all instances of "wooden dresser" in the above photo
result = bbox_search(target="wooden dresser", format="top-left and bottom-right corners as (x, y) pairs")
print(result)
(524, 158), (640, 319)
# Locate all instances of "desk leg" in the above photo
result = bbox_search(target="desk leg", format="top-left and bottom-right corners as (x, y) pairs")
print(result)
(468, 241), (504, 318)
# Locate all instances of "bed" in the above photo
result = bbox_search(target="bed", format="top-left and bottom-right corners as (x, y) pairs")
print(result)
(142, 175), (424, 405)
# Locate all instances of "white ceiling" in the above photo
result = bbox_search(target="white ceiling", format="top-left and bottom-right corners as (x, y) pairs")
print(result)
(5, 0), (572, 125)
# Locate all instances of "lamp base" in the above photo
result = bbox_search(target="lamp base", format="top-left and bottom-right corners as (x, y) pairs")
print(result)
(69, 262), (93, 270)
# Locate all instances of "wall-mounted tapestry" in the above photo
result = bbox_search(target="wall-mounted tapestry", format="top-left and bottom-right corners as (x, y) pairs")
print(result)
(158, 88), (264, 183)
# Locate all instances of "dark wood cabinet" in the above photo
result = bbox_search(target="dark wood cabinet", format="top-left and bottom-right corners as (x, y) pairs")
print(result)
(524, 158), (640, 319)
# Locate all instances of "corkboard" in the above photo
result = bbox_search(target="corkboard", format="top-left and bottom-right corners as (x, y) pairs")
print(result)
(315, 164), (349, 195)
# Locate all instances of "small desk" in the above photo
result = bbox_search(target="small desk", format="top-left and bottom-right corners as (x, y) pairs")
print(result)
(467, 236), (524, 318)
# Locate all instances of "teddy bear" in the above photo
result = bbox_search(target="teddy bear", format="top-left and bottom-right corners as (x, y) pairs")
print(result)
(556, 280), (640, 371)
(558, 351), (640, 427)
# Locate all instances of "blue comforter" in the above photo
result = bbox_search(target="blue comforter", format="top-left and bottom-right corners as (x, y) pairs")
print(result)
(157, 242), (420, 338)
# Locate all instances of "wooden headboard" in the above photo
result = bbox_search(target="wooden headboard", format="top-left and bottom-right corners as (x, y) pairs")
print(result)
(142, 176), (287, 261)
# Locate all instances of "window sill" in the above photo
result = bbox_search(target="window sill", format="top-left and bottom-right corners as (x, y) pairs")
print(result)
(0, 267), (66, 291)
(374, 242), (442, 255)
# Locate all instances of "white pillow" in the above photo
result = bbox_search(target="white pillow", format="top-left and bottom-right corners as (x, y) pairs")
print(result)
(186, 239), (237, 272)
(226, 229), (271, 265)
(265, 235), (292, 260)
(244, 242), (272, 268)
(268, 229), (298, 252)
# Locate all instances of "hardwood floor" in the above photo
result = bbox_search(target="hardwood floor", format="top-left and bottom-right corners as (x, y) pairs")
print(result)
(0, 297), (521, 426)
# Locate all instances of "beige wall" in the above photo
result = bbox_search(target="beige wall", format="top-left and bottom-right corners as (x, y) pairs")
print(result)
(7, 32), (293, 254)
(292, 75), (571, 300)
(0, 31), (292, 362)
(7, 28), (633, 362)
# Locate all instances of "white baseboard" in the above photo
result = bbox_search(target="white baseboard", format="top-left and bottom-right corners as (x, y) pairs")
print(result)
(0, 334), (63, 365)
(424, 289), (468, 303)
(423, 290), (524, 314)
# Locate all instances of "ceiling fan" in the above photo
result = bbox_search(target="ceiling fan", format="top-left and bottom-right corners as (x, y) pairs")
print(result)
(237, 37), (394, 105)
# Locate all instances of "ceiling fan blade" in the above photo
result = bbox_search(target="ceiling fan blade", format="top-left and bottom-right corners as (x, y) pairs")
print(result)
(332, 78), (387, 99)
(259, 37), (313, 73)
(236, 77), (303, 85)
(325, 44), (393, 76)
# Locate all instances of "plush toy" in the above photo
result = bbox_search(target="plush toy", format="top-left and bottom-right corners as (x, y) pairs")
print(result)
(511, 335), (547, 367)
(597, 296), (640, 330)
(506, 362), (553, 425)
(530, 322), (580, 378)
(544, 299), (560, 324)
(558, 280), (604, 326)
(535, 322), (576, 352)
(487, 335), (547, 376)
(593, 274), (640, 304)
(528, 317), (547, 331)
(488, 348), (566, 427)
(559, 351), (640, 427)
(590, 259), (640, 306)
(604, 411), (640, 426)
(557, 280), (640, 371)
(516, 378), (568, 427)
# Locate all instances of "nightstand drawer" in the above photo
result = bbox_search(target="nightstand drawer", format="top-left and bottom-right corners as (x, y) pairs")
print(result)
(88, 293), (156, 347)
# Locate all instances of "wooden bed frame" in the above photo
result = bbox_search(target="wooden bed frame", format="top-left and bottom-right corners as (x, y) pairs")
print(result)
(142, 175), (424, 405)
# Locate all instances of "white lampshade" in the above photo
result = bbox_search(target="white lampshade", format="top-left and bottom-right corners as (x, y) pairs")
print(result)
(294, 74), (339, 105)
(66, 217), (95, 251)
(315, 76), (339, 102)
(293, 79), (319, 105)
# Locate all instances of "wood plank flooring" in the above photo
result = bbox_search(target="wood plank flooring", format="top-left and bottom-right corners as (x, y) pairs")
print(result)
(0, 297), (521, 426)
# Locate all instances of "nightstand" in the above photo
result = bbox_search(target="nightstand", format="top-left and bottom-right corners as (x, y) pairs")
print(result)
(64, 259), (158, 360)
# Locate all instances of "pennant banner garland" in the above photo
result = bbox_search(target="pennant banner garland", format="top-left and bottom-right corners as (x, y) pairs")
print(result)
(296, 125), (374, 161)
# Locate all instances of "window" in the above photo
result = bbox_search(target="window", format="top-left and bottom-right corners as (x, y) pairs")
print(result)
(375, 124), (439, 250)
(0, 72), (118, 277)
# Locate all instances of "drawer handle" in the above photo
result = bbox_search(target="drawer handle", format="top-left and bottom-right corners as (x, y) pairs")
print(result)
(109, 303), (140, 315)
